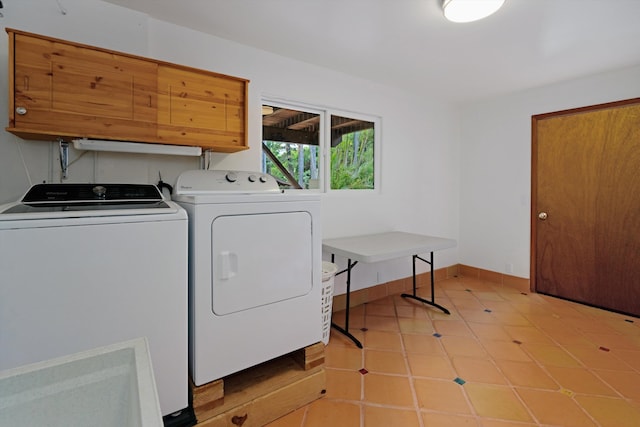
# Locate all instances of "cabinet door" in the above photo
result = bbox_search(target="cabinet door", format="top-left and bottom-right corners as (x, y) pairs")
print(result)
(11, 33), (157, 141)
(157, 65), (247, 152)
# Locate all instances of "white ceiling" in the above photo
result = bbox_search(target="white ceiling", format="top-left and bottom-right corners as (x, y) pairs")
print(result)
(102, 0), (640, 104)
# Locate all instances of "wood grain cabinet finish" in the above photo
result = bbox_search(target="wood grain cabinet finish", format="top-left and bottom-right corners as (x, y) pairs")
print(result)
(9, 31), (158, 142)
(6, 29), (248, 152)
(157, 65), (247, 152)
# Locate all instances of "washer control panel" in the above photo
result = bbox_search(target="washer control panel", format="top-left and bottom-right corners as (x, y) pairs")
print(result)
(176, 170), (281, 194)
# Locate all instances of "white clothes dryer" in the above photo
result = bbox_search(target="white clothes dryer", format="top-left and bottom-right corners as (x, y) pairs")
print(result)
(174, 170), (322, 386)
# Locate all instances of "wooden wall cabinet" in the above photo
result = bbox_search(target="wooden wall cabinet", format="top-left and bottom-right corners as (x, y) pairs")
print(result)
(6, 29), (249, 153)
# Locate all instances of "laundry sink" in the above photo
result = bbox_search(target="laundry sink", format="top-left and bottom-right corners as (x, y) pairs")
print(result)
(0, 338), (162, 427)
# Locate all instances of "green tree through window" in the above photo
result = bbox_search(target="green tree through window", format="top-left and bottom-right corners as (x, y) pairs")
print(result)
(330, 125), (375, 190)
(262, 102), (379, 191)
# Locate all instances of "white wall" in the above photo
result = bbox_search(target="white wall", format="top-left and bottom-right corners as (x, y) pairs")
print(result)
(5, 1), (638, 292)
(0, 0), (460, 294)
(0, 0), (201, 202)
(459, 65), (640, 279)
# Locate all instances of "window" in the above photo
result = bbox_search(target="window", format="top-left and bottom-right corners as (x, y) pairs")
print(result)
(329, 114), (376, 190)
(262, 103), (322, 189)
(262, 99), (379, 192)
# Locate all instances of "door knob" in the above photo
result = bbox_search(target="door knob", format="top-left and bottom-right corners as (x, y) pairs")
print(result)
(538, 212), (548, 220)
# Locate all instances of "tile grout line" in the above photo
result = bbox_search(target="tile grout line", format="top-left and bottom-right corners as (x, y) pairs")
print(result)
(510, 293), (626, 427)
(444, 281), (542, 426)
(392, 295), (427, 427)
(431, 286), (487, 425)
(474, 280), (627, 427)
(360, 305), (366, 427)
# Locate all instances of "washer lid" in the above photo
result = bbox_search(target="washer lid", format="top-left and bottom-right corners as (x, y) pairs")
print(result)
(176, 170), (281, 194)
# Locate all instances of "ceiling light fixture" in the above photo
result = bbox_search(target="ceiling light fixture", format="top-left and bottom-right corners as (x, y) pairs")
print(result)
(442, 0), (506, 23)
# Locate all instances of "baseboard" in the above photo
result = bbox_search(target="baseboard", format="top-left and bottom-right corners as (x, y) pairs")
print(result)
(457, 264), (531, 293)
(331, 264), (531, 311)
(331, 264), (459, 311)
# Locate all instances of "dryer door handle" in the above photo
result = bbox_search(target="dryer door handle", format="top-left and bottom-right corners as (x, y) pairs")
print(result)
(219, 251), (237, 280)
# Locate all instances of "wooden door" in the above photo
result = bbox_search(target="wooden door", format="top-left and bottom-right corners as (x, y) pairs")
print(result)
(532, 99), (640, 317)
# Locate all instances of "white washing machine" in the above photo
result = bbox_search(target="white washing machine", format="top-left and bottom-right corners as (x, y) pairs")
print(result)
(173, 170), (322, 386)
(0, 183), (190, 422)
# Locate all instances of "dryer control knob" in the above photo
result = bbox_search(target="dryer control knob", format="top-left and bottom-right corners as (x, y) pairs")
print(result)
(259, 175), (268, 183)
(225, 172), (238, 183)
(248, 174), (257, 182)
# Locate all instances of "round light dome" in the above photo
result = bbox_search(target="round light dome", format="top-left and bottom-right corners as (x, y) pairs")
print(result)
(442, 0), (506, 23)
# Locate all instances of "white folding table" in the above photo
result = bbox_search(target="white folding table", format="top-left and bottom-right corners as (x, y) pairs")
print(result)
(322, 231), (457, 348)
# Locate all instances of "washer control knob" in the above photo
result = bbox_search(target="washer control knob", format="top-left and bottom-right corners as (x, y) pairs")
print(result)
(259, 175), (268, 183)
(92, 185), (107, 198)
(225, 172), (238, 183)
(248, 174), (257, 182)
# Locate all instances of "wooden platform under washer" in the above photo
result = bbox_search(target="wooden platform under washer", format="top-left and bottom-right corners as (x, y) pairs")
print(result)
(192, 342), (325, 426)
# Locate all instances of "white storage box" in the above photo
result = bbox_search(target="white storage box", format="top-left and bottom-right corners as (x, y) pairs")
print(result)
(321, 261), (338, 345)
(0, 338), (162, 427)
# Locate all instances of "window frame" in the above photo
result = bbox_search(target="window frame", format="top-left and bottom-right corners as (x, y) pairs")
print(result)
(325, 108), (381, 194)
(261, 98), (325, 191)
(261, 96), (381, 194)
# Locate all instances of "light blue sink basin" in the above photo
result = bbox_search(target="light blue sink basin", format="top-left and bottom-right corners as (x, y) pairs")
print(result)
(0, 338), (162, 427)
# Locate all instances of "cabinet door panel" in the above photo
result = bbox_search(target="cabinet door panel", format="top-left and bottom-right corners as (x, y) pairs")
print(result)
(158, 67), (225, 127)
(51, 62), (136, 119)
(48, 41), (157, 123)
(157, 66), (247, 151)
(14, 35), (54, 113)
(11, 32), (157, 140)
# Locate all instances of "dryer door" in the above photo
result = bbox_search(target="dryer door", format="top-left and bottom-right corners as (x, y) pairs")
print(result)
(210, 211), (313, 315)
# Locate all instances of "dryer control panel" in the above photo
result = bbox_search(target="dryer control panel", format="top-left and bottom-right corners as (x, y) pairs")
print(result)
(176, 170), (281, 194)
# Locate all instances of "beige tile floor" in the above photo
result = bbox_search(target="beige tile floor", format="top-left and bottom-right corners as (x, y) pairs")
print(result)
(266, 276), (640, 427)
